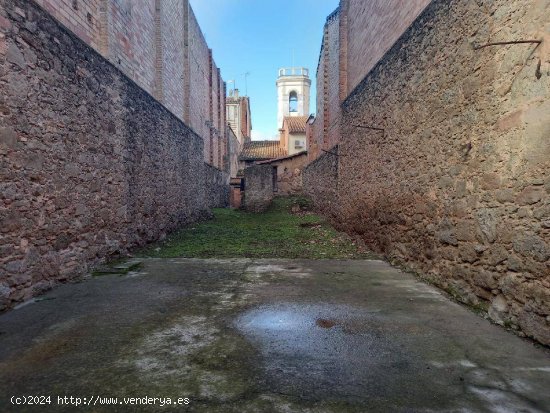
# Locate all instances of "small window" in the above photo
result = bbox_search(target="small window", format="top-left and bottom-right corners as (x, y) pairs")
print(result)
(289, 91), (298, 113)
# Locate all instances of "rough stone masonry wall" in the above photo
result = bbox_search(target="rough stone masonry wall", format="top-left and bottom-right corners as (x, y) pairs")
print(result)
(0, 0), (225, 310)
(244, 165), (273, 213)
(273, 155), (308, 196)
(336, 0), (550, 345)
(204, 164), (229, 209)
(303, 146), (339, 221)
(22, 0), (227, 167)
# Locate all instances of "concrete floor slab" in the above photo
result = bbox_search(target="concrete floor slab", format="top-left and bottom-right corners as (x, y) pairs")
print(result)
(0, 259), (549, 412)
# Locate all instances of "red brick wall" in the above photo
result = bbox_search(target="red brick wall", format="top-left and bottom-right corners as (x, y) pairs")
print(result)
(188, 7), (210, 162)
(309, 9), (339, 162)
(160, 0), (186, 119)
(343, 0), (430, 95)
(310, 25), (326, 162)
(219, 73), (226, 170)
(33, 0), (103, 50)
(326, 11), (341, 151)
(310, 1), (431, 162)
(107, 0), (156, 95)
(210, 57), (220, 168)
(239, 98), (251, 139)
(30, 0), (227, 167)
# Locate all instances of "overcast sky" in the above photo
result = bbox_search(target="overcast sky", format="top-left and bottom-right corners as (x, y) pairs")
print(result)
(189, 0), (339, 140)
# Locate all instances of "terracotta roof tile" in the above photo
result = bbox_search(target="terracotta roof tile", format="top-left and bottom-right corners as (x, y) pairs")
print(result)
(239, 140), (287, 161)
(283, 116), (308, 133)
(256, 151), (308, 165)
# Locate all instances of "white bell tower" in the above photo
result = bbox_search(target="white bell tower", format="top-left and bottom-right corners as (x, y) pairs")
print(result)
(276, 67), (311, 129)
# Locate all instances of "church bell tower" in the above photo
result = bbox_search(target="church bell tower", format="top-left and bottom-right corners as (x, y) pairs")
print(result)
(276, 67), (311, 129)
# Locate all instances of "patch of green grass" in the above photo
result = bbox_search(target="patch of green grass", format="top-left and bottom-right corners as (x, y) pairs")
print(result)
(137, 196), (374, 260)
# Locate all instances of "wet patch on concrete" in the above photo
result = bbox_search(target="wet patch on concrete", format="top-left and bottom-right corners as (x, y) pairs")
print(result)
(0, 258), (549, 412)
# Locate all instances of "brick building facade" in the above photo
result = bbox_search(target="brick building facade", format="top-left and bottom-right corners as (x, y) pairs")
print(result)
(309, 0), (430, 161)
(226, 89), (251, 145)
(32, 0), (227, 169)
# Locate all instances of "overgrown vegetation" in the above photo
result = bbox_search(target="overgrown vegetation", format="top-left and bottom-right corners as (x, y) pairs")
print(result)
(138, 196), (374, 259)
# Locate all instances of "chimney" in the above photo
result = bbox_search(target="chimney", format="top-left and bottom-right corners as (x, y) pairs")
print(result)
(234, 89), (239, 98)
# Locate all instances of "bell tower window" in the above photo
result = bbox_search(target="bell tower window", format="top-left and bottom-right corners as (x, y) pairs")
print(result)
(289, 91), (298, 113)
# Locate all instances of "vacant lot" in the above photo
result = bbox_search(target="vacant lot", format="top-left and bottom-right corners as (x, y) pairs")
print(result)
(139, 197), (374, 260)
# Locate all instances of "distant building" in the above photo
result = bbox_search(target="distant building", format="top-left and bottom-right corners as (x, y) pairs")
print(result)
(280, 116), (308, 156)
(239, 141), (287, 170)
(238, 69), (311, 170)
(226, 89), (252, 145)
(235, 68), (310, 202)
(276, 67), (311, 129)
(257, 152), (308, 195)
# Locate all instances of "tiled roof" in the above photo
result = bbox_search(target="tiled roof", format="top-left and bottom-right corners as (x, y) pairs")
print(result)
(256, 151), (308, 165)
(284, 116), (308, 134)
(239, 140), (287, 161)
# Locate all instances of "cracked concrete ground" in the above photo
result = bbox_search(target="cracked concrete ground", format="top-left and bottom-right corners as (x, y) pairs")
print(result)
(0, 258), (549, 412)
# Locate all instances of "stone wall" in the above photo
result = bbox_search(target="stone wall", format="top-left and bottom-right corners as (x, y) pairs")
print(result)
(23, 0), (227, 167)
(226, 126), (240, 178)
(259, 153), (308, 196)
(303, 146), (339, 220)
(0, 0), (227, 310)
(319, 0), (550, 345)
(204, 164), (229, 209)
(244, 165), (273, 213)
